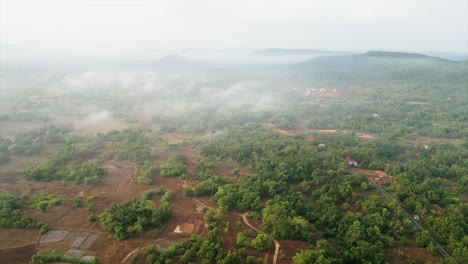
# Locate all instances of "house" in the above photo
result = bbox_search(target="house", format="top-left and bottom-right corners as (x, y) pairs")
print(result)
(375, 178), (389, 186)
(421, 143), (430, 149)
(196, 205), (206, 213)
(345, 157), (358, 166)
(431, 204), (444, 214)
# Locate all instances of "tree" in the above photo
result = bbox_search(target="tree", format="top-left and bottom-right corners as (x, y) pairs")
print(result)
(293, 240), (339, 264)
(236, 232), (248, 247)
(99, 199), (172, 240)
(231, 167), (240, 177)
(252, 234), (273, 252)
(37, 201), (49, 212)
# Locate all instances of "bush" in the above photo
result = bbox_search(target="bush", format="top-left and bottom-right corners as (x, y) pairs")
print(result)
(75, 198), (84, 208)
(184, 187), (194, 197)
(39, 224), (49, 234)
(37, 201), (49, 212)
(141, 187), (166, 200)
(0, 191), (43, 228)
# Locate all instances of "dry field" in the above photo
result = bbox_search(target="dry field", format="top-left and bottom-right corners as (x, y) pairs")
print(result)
(0, 131), (256, 263)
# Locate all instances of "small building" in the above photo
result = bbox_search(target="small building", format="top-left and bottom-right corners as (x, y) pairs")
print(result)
(345, 157), (358, 166)
(413, 215), (420, 221)
(431, 204), (444, 214)
(375, 178), (389, 186)
(421, 143), (430, 149)
(196, 205), (206, 213)
(318, 143), (326, 148)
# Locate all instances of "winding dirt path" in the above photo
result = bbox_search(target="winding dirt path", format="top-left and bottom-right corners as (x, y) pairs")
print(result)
(195, 199), (281, 264)
(121, 248), (143, 263)
(239, 213), (280, 264)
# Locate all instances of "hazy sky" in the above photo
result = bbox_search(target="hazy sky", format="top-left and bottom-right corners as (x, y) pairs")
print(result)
(1, 0), (467, 59)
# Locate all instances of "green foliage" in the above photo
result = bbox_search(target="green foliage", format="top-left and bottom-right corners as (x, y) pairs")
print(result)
(99, 199), (172, 240)
(183, 187), (194, 197)
(133, 164), (158, 184)
(144, 230), (230, 263)
(87, 201), (96, 212)
(415, 230), (431, 247)
(251, 233), (273, 252)
(27, 193), (66, 212)
(75, 198), (84, 208)
(141, 187), (166, 200)
(195, 176), (229, 196)
(231, 167), (241, 177)
(449, 235), (468, 263)
(293, 240), (339, 264)
(37, 201), (49, 212)
(160, 191), (173, 203)
(159, 160), (187, 178)
(360, 181), (369, 190)
(31, 253), (97, 264)
(0, 111), (49, 123)
(199, 126), (468, 262)
(194, 158), (216, 180)
(0, 191), (43, 228)
(103, 128), (151, 165)
(39, 224), (49, 235)
(0, 137), (12, 164)
(236, 232), (249, 247)
(25, 159), (104, 184)
(171, 154), (188, 165)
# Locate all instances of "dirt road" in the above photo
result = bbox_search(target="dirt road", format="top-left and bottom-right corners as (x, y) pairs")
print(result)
(195, 199), (281, 264)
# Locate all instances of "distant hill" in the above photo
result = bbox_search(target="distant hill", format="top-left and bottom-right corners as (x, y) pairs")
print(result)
(291, 51), (467, 84)
(362, 51), (448, 61)
(251, 48), (338, 56)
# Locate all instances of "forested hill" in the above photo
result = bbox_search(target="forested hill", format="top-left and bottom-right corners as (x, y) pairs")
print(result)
(290, 51), (468, 85)
(251, 48), (337, 56)
(361, 51), (445, 60)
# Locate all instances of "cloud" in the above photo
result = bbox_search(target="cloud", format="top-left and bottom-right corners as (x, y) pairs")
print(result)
(82, 110), (112, 123)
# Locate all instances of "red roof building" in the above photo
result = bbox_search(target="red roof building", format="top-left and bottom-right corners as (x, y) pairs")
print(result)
(345, 157), (358, 166)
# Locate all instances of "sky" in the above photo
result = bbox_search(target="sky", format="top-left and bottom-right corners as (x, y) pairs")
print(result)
(1, 0), (467, 60)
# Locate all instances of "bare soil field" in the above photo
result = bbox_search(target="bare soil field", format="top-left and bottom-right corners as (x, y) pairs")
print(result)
(0, 229), (41, 248)
(263, 123), (296, 136)
(264, 122), (377, 142)
(406, 101), (430, 105)
(386, 240), (442, 264)
(350, 168), (390, 177)
(0, 121), (48, 139)
(413, 137), (462, 145)
(0, 143), (211, 264)
(355, 132), (377, 140)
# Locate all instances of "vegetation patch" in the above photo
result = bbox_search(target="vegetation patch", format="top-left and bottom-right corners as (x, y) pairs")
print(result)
(0, 191), (43, 228)
(99, 199), (172, 240)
